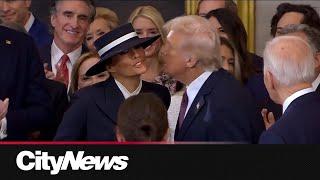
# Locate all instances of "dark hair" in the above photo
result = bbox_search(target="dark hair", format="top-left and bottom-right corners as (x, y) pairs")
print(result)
(117, 93), (168, 141)
(206, 8), (254, 82)
(270, 3), (320, 37)
(196, 0), (237, 16)
(50, 0), (96, 22)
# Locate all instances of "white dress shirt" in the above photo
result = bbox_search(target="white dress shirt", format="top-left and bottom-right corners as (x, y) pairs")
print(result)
(115, 79), (142, 99)
(282, 87), (314, 114)
(184, 71), (212, 117)
(312, 73), (320, 91)
(24, 13), (35, 32)
(51, 41), (82, 87)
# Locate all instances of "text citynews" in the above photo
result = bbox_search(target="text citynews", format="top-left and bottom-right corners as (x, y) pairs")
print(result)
(16, 151), (129, 175)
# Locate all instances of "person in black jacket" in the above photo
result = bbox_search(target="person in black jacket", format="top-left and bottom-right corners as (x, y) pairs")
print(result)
(55, 23), (170, 141)
(0, 26), (51, 140)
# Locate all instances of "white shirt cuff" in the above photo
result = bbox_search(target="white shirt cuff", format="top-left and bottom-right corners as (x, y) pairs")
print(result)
(0, 117), (8, 139)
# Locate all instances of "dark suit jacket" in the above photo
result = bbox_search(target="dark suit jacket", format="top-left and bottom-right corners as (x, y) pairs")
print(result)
(0, 26), (52, 139)
(37, 41), (89, 137)
(39, 79), (68, 140)
(259, 92), (320, 144)
(174, 69), (262, 143)
(54, 77), (171, 141)
(245, 73), (282, 121)
(250, 53), (263, 73)
(29, 18), (52, 48)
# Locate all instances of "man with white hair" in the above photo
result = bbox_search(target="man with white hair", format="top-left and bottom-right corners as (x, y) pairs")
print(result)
(160, 15), (261, 143)
(262, 24), (320, 130)
(259, 36), (320, 144)
(277, 24), (320, 92)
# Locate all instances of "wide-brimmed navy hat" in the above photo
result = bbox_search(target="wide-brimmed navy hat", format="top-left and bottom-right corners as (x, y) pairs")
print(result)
(86, 23), (160, 76)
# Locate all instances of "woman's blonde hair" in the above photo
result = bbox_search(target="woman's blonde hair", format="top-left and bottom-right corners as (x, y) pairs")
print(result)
(69, 52), (100, 95)
(95, 7), (119, 30)
(128, 6), (165, 42)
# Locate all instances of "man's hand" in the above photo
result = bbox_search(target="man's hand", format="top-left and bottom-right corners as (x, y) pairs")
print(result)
(0, 98), (9, 120)
(44, 63), (55, 80)
(261, 108), (275, 130)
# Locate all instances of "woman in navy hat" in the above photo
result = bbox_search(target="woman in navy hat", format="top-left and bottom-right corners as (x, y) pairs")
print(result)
(54, 23), (170, 141)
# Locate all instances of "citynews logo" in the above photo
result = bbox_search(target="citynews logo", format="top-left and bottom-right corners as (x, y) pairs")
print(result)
(16, 151), (129, 175)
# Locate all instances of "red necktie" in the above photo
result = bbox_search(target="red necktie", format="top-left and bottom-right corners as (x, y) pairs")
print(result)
(55, 54), (69, 87)
(178, 91), (189, 129)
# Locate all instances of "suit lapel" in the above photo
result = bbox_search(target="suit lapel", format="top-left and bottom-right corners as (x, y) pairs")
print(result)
(177, 71), (220, 140)
(39, 43), (52, 70)
(93, 77), (125, 124)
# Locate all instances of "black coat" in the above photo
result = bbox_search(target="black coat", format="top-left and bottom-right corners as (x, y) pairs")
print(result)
(0, 26), (51, 139)
(174, 69), (262, 143)
(54, 77), (170, 141)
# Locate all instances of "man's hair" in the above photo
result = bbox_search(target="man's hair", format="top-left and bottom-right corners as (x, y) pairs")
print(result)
(117, 93), (168, 141)
(50, 0), (96, 22)
(264, 36), (316, 87)
(277, 24), (320, 53)
(270, 3), (320, 37)
(163, 15), (221, 71)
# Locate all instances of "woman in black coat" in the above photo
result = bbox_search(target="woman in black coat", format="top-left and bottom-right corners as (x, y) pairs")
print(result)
(54, 23), (170, 141)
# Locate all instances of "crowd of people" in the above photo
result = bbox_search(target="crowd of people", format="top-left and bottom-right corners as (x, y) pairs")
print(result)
(1, 0), (320, 144)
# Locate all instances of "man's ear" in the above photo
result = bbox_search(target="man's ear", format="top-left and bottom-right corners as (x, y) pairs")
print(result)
(185, 55), (198, 68)
(50, 14), (56, 28)
(264, 70), (276, 92)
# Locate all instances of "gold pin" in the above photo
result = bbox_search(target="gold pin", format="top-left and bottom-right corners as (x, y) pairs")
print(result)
(5, 40), (12, 45)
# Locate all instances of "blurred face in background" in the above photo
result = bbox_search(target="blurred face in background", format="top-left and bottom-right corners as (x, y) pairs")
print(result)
(78, 57), (109, 89)
(220, 44), (235, 74)
(86, 17), (112, 50)
(132, 16), (161, 58)
(276, 12), (304, 36)
(198, 0), (225, 17)
(0, 0), (31, 26)
(208, 16), (228, 39)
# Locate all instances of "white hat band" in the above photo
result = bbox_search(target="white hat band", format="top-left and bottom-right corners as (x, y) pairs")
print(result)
(97, 32), (138, 57)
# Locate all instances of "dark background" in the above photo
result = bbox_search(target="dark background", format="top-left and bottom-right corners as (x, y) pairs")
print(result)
(30, 0), (185, 25)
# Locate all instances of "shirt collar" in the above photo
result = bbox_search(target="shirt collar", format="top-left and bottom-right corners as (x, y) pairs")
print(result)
(24, 13), (34, 32)
(312, 73), (320, 90)
(186, 71), (212, 111)
(51, 40), (82, 66)
(114, 79), (142, 99)
(282, 87), (314, 114)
